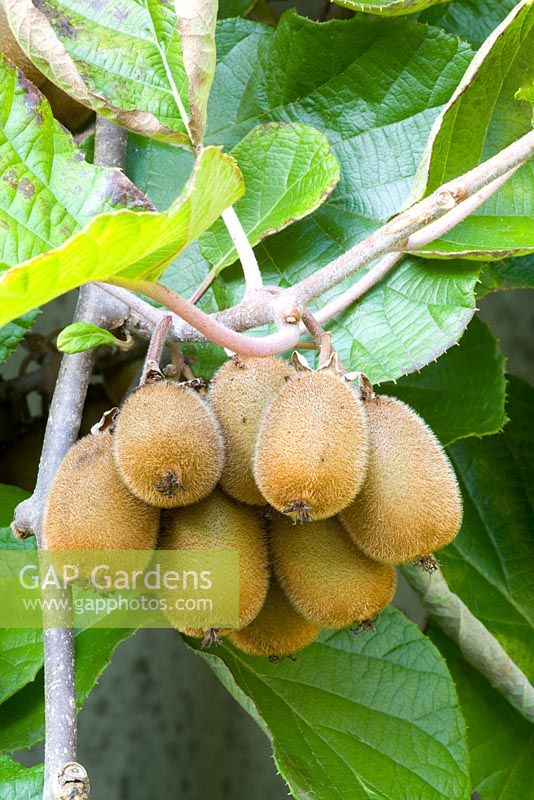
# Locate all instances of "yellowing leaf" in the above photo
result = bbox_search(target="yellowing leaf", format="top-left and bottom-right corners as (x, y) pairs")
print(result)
(0, 147), (243, 327)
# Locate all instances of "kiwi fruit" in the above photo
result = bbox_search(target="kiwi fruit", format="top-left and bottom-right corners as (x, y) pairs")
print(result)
(112, 380), (224, 508)
(0, 7), (93, 132)
(340, 395), (462, 564)
(270, 514), (396, 628)
(253, 367), (369, 521)
(43, 431), (159, 552)
(160, 490), (269, 632)
(227, 576), (320, 657)
(208, 356), (294, 505)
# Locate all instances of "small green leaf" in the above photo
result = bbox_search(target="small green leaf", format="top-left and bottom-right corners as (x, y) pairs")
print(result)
(0, 311), (39, 366)
(0, 756), (43, 800)
(412, 0), (534, 258)
(0, 146), (243, 327)
(200, 122), (340, 273)
(442, 376), (534, 681)
(377, 317), (507, 445)
(333, 0), (452, 17)
(3, 0), (191, 145)
(56, 322), (129, 354)
(188, 607), (470, 800)
(431, 626), (534, 800)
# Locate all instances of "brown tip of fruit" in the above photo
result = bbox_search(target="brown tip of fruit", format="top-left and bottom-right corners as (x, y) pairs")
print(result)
(201, 628), (222, 649)
(283, 500), (312, 523)
(153, 470), (182, 498)
(413, 555), (440, 573)
(350, 616), (378, 635)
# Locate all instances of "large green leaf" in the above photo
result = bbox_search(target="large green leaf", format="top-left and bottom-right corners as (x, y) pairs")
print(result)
(0, 626), (134, 752)
(0, 756), (43, 800)
(145, 14), (479, 381)
(441, 376), (534, 682)
(0, 57), (147, 356)
(0, 146), (243, 327)
(188, 607), (470, 800)
(418, 0), (519, 49)
(377, 316), (507, 444)
(333, 0), (451, 17)
(430, 626), (534, 800)
(200, 122), (340, 272)
(3, 0), (192, 145)
(413, 1), (534, 258)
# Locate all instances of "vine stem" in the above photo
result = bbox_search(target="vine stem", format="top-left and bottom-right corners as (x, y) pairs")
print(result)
(402, 564), (534, 723)
(12, 118), (129, 800)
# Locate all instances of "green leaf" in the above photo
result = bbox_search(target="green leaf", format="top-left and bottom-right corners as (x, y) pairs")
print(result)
(412, 1), (534, 258)
(0, 756), (43, 800)
(0, 482), (32, 541)
(0, 57), (149, 268)
(442, 376), (534, 682)
(418, 0), (518, 49)
(0, 485), (44, 707)
(176, 0), (217, 145)
(3, 0), (192, 145)
(200, 122), (340, 272)
(0, 627), (134, 752)
(333, 0), (452, 17)
(319, 256), (479, 383)
(478, 253), (534, 296)
(150, 14), (478, 381)
(188, 607), (470, 800)
(0, 146), (243, 327)
(218, 0), (255, 18)
(377, 317), (507, 445)
(430, 625), (534, 800)
(0, 311), (39, 366)
(56, 322), (128, 354)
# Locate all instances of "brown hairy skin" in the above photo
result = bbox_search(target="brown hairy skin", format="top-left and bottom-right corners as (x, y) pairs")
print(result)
(270, 514), (396, 628)
(227, 577), (320, 657)
(253, 370), (369, 520)
(208, 356), (295, 506)
(340, 395), (462, 564)
(43, 431), (159, 551)
(112, 381), (224, 508)
(160, 490), (269, 631)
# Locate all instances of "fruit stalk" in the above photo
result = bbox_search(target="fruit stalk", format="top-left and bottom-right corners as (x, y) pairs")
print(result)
(403, 563), (534, 723)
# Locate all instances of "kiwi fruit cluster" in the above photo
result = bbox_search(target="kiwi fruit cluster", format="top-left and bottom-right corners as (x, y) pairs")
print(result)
(43, 353), (462, 658)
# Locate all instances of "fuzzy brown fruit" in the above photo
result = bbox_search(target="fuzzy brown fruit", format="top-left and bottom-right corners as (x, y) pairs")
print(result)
(113, 381), (224, 508)
(227, 576), (320, 657)
(43, 431), (159, 551)
(253, 368), (369, 521)
(160, 490), (269, 632)
(340, 395), (462, 564)
(270, 514), (396, 628)
(208, 356), (294, 505)
(0, 7), (93, 132)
